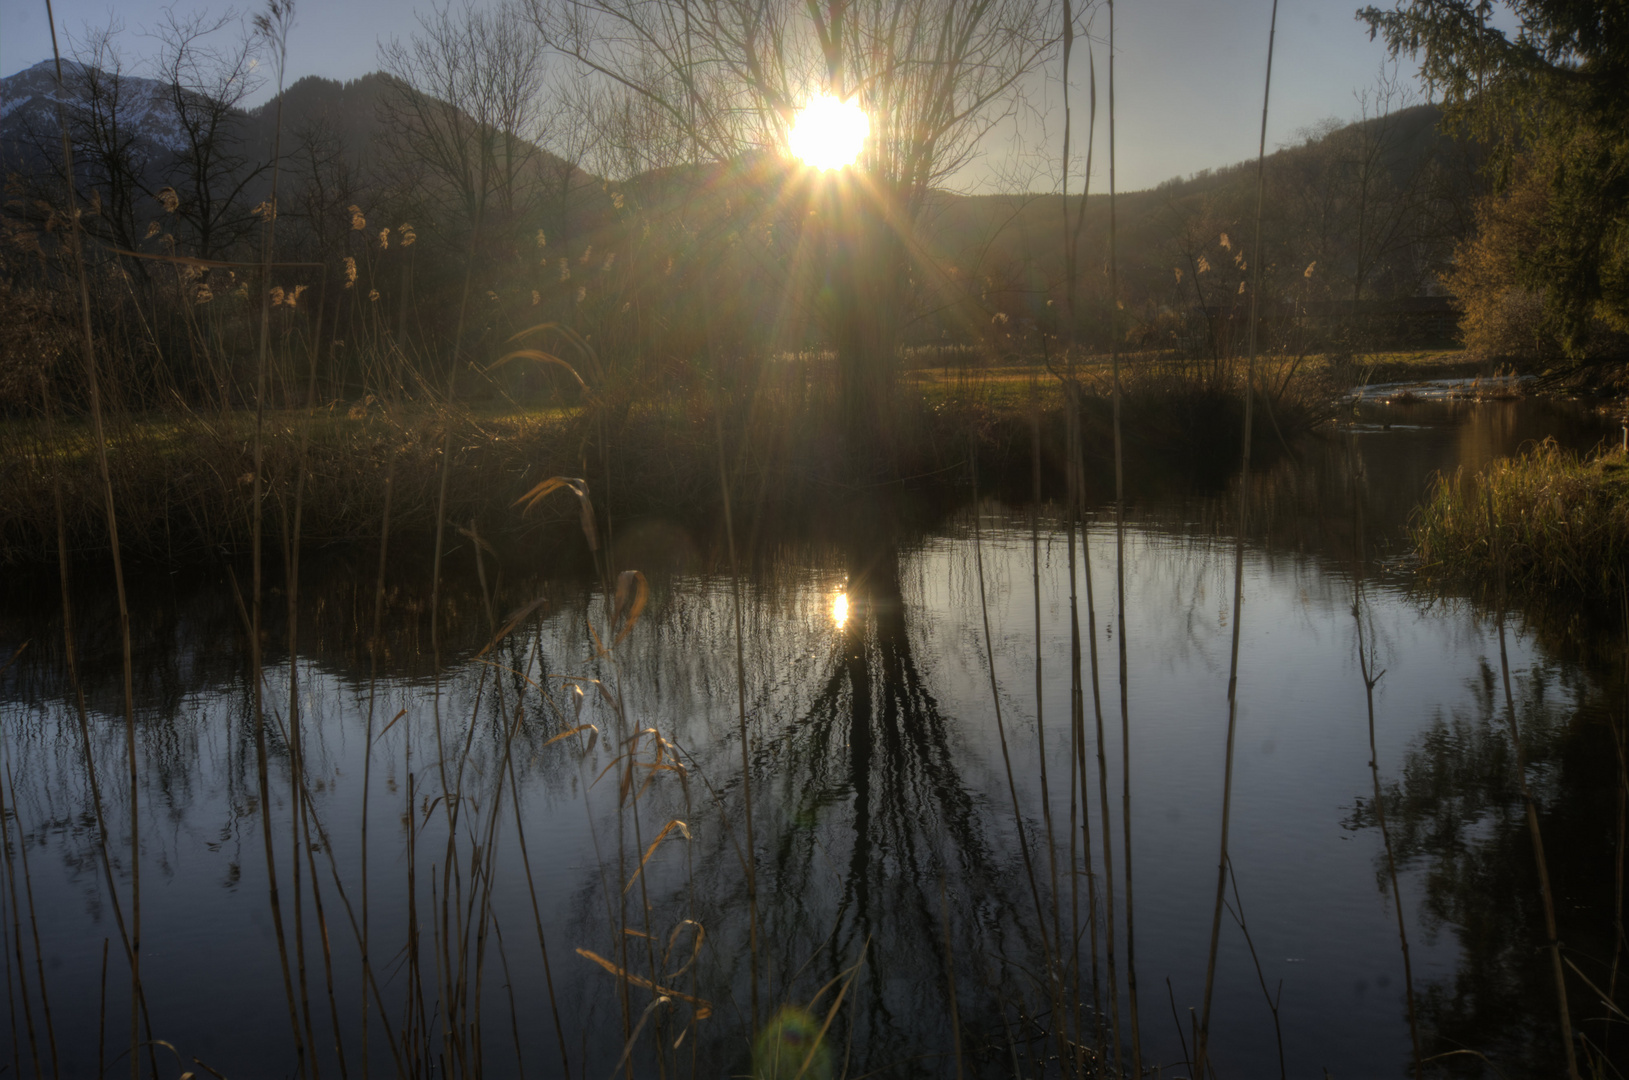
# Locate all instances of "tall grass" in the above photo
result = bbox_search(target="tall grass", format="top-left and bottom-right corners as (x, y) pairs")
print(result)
(1412, 439), (1629, 599)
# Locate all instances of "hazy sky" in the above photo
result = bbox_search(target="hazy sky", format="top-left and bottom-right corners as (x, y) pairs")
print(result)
(0, 0), (1423, 193)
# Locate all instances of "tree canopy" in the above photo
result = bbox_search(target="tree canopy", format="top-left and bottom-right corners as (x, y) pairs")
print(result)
(1359, 0), (1628, 356)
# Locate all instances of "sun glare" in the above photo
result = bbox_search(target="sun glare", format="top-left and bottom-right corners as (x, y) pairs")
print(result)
(790, 95), (869, 171)
(832, 592), (849, 630)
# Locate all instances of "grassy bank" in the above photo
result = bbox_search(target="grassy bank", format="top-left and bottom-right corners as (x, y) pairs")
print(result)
(1412, 439), (1629, 598)
(0, 355), (1331, 566)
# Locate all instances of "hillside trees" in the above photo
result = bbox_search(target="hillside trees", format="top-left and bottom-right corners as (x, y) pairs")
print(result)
(379, 2), (551, 240)
(1362, 0), (1629, 358)
(377, 1), (562, 378)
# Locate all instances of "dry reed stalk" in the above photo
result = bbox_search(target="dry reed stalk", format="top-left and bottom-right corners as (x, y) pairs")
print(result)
(424, 196), (490, 1080)
(361, 453), (393, 1080)
(42, 5), (146, 1075)
(269, 716), (409, 1077)
(1348, 445), (1424, 1080)
(239, 3), (309, 1071)
(1488, 490), (1581, 1080)
(0, 754), (44, 1078)
(99, 938), (109, 1080)
(489, 914), (525, 1075)
(3, 866), (18, 1077)
(406, 765), (423, 1078)
(467, 522), (520, 1077)
(1085, 451), (1123, 1074)
(967, 438), (1068, 1070)
(1057, 10), (1108, 1067)
(1105, 5), (1146, 1072)
(42, 376), (158, 1071)
(506, 735), (572, 1077)
(716, 413), (761, 1033)
(1195, 2), (1278, 1074)
(280, 434), (323, 1080)
(1064, 400), (1105, 1070)
(5, 758), (60, 1079)
(280, 179), (348, 1080)
(1613, 581), (1629, 1014)
(1222, 863), (1285, 1080)
(1030, 383), (1064, 968)
(940, 877), (965, 1080)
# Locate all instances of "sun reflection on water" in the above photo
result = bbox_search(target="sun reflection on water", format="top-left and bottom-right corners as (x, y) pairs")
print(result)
(832, 592), (849, 630)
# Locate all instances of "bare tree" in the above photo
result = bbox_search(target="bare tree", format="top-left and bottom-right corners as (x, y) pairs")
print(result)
(532, 0), (1058, 450)
(538, 73), (608, 259)
(63, 21), (150, 257)
(149, 8), (267, 260)
(377, 1), (552, 246)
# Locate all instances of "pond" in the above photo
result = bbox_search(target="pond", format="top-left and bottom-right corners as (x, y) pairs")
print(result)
(0, 395), (1623, 1079)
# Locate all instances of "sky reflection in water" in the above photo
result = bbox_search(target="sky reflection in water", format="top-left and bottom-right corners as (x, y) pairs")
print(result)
(0, 398), (1622, 1079)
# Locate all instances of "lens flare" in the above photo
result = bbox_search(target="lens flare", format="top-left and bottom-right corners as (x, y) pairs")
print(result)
(831, 592), (849, 630)
(789, 95), (869, 170)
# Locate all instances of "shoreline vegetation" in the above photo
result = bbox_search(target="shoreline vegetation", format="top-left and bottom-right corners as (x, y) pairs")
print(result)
(1412, 436), (1629, 603)
(3, 348), (1345, 566)
(7, 346), (1626, 569)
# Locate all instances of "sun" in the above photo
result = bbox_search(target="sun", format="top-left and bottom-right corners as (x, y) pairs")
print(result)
(789, 95), (869, 171)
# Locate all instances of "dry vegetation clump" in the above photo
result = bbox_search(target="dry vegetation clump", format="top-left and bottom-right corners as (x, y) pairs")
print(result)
(0, 271), (68, 409)
(1412, 438), (1629, 596)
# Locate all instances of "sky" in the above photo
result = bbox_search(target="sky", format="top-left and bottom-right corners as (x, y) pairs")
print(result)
(0, 0), (1425, 193)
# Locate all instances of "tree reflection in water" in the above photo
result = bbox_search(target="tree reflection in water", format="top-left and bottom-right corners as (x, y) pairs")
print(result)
(1347, 654), (1625, 1077)
(656, 497), (1057, 1078)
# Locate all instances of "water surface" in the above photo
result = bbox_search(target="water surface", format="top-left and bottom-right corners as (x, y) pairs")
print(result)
(0, 396), (1622, 1078)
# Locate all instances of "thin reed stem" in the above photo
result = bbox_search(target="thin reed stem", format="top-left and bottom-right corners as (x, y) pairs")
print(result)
(717, 413), (761, 1033)
(237, 3), (308, 1068)
(940, 877), (965, 1080)
(42, 376), (158, 1070)
(967, 440), (1068, 1070)
(1195, 3), (1278, 1073)
(1031, 386), (1063, 970)
(360, 451), (393, 1080)
(42, 5), (146, 1075)
(1488, 490), (1581, 1080)
(0, 753), (43, 1079)
(1064, 400), (1105, 1071)
(1106, 5), (1145, 1071)
(1348, 445), (1424, 1080)
(4, 758), (60, 1080)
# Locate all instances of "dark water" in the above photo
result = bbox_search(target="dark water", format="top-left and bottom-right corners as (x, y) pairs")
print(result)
(0, 397), (1624, 1079)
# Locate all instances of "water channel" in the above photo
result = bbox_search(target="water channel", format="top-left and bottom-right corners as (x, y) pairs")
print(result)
(0, 395), (1623, 1079)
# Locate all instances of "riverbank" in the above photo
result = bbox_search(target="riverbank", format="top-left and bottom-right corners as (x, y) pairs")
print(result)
(0, 357), (1331, 566)
(15, 347), (1627, 569)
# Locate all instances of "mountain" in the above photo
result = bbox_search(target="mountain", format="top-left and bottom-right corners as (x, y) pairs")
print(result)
(1, 58), (193, 177)
(241, 72), (399, 166)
